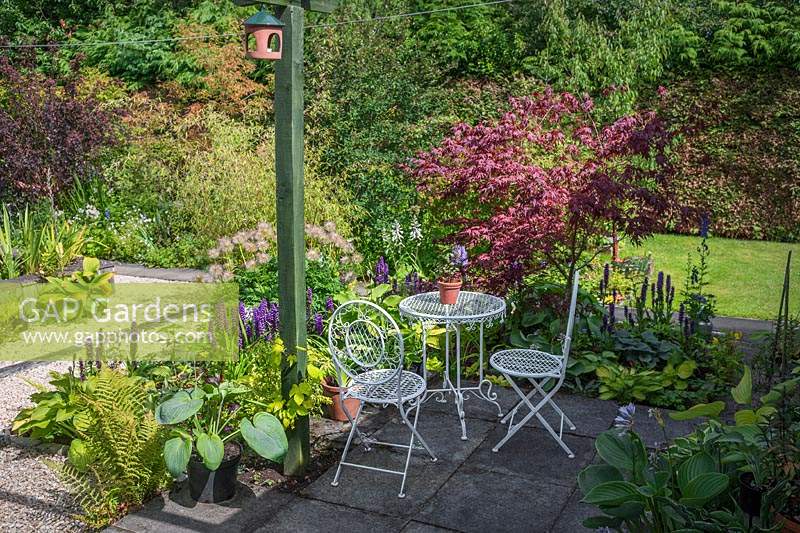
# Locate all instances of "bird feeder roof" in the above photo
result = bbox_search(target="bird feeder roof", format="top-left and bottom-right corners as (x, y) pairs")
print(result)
(244, 9), (284, 27)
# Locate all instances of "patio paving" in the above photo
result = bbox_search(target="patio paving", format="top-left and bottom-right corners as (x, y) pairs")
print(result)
(112, 388), (622, 533)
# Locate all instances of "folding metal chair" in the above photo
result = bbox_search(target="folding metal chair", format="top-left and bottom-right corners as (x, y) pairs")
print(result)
(328, 300), (437, 498)
(489, 271), (580, 458)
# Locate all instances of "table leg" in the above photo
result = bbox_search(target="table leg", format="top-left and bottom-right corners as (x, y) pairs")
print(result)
(455, 324), (467, 440)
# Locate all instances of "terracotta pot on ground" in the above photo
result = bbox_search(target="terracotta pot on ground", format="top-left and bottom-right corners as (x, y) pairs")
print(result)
(437, 279), (462, 305)
(188, 442), (242, 503)
(322, 378), (360, 422)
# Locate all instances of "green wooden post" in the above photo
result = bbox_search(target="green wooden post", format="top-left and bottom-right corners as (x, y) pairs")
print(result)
(235, 0), (337, 477)
(274, 2), (308, 476)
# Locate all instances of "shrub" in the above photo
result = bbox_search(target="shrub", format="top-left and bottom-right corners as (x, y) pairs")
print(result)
(0, 57), (118, 208)
(656, 72), (800, 241)
(410, 88), (673, 293)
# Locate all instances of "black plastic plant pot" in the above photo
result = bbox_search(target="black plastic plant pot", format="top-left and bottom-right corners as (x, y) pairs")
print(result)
(188, 443), (242, 503)
(738, 472), (763, 517)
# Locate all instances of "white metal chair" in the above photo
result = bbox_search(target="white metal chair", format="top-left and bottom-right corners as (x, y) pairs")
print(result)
(327, 300), (437, 498)
(490, 271), (580, 458)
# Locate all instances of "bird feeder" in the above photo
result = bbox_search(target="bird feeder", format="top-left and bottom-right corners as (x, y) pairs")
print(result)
(243, 8), (284, 60)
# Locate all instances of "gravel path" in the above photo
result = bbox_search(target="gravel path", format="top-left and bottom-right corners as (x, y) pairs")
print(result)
(0, 273), (188, 531)
(0, 360), (85, 532)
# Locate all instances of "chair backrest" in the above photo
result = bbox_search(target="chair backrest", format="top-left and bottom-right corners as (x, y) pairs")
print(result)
(327, 300), (404, 387)
(561, 270), (580, 361)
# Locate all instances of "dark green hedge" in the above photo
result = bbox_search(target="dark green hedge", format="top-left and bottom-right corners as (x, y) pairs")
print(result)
(659, 71), (800, 242)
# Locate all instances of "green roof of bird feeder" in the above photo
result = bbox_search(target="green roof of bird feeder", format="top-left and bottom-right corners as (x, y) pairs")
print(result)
(244, 10), (284, 28)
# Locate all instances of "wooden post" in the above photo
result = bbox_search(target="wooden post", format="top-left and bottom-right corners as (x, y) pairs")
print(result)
(235, 0), (336, 477)
(274, 3), (308, 476)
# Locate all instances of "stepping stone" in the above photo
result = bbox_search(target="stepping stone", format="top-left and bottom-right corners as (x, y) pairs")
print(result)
(302, 446), (454, 518)
(365, 410), (494, 463)
(417, 464), (573, 533)
(256, 497), (405, 532)
(468, 424), (596, 488)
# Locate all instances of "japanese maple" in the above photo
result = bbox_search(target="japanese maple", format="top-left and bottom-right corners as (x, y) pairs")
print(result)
(408, 87), (673, 293)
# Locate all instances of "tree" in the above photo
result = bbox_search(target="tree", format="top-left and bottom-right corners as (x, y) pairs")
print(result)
(408, 87), (673, 293)
(0, 56), (118, 208)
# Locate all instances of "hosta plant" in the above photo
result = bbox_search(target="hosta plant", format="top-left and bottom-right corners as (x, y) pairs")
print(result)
(155, 379), (288, 476)
(580, 406), (741, 532)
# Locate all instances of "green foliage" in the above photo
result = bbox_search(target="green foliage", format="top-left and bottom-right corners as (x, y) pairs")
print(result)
(658, 71), (800, 242)
(582, 425), (751, 531)
(155, 366), (289, 476)
(42, 256), (114, 318)
(48, 369), (168, 529)
(236, 257), (344, 308)
(521, 0), (672, 117)
(409, 0), (525, 77)
(12, 371), (86, 443)
(232, 338), (331, 429)
(0, 203), (88, 279)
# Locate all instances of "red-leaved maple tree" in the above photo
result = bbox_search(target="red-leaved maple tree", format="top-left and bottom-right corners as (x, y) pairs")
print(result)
(408, 88), (673, 293)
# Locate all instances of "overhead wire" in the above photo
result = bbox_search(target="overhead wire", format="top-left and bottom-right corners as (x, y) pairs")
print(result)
(0, 0), (518, 50)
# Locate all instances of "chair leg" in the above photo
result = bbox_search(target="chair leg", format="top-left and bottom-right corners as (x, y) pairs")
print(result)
(493, 374), (574, 458)
(331, 401), (364, 487)
(500, 378), (550, 424)
(401, 400), (437, 462)
(530, 379), (576, 431)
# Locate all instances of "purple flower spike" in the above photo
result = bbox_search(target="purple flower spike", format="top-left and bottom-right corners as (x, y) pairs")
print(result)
(306, 287), (313, 309)
(325, 296), (335, 314)
(700, 214), (710, 238)
(450, 245), (468, 269)
(375, 256), (390, 284)
(314, 313), (324, 335)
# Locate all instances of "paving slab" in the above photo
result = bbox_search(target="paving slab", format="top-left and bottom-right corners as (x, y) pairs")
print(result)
(256, 497), (405, 533)
(550, 486), (596, 532)
(301, 446), (454, 518)
(401, 521), (461, 532)
(468, 424), (596, 488)
(535, 392), (617, 438)
(419, 381), (516, 423)
(365, 410), (494, 464)
(417, 464), (573, 533)
(114, 482), (294, 533)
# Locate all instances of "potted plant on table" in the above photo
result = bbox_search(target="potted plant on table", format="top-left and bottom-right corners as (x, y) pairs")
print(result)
(155, 379), (288, 503)
(437, 245), (468, 305)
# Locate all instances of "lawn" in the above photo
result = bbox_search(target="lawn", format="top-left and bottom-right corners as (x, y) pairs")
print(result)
(619, 234), (800, 320)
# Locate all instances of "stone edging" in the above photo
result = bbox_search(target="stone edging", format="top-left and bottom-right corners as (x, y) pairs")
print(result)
(110, 262), (207, 282)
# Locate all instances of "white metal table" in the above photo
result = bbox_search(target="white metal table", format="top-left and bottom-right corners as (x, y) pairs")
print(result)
(399, 291), (506, 440)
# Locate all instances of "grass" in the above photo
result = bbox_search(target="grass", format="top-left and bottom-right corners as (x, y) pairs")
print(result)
(617, 234), (800, 320)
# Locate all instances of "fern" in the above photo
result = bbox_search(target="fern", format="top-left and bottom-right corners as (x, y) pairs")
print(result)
(49, 369), (168, 528)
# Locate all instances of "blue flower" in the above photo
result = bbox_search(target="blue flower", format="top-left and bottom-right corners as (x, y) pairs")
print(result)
(614, 403), (635, 434)
(450, 245), (468, 269)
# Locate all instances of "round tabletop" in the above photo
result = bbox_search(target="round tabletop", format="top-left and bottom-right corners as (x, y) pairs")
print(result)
(398, 291), (506, 326)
